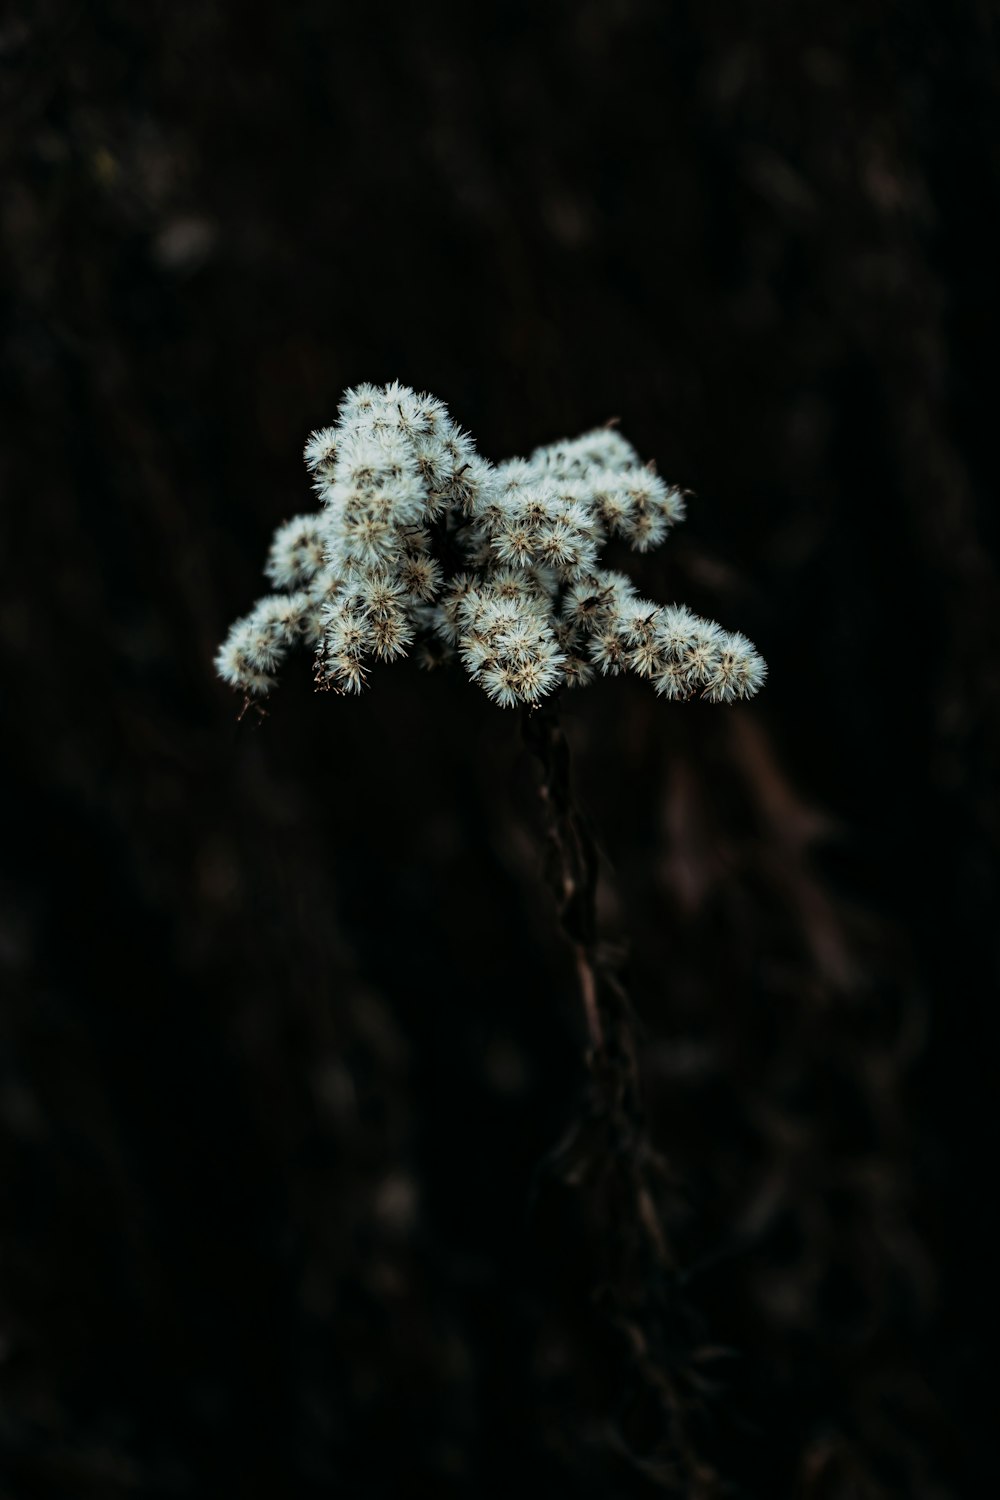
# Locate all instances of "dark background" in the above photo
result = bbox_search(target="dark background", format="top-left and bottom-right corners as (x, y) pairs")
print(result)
(2, 2), (998, 1496)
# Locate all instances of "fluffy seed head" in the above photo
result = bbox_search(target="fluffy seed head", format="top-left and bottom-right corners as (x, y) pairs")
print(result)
(216, 383), (766, 708)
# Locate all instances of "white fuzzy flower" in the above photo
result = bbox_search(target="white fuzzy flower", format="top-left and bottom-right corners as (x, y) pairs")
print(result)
(654, 604), (699, 655)
(680, 620), (726, 685)
(702, 631), (768, 702)
(216, 382), (766, 708)
(588, 628), (629, 677)
(214, 617), (276, 695)
(529, 427), (641, 478)
(653, 659), (690, 700)
(303, 428), (339, 493)
(511, 648), (565, 702)
(265, 515), (329, 589)
(398, 553), (443, 601)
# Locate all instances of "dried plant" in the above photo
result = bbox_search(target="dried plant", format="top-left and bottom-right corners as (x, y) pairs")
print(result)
(216, 383), (767, 1490)
(215, 382), (766, 708)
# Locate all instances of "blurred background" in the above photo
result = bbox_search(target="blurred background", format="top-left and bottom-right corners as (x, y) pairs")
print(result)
(2, 2), (998, 1495)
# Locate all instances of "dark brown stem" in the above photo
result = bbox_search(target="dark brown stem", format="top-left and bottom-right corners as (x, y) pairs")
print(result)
(521, 700), (671, 1264)
(522, 701), (716, 1491)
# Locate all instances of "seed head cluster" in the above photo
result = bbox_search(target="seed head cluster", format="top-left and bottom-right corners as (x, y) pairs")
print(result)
(215, 382), (766, 707)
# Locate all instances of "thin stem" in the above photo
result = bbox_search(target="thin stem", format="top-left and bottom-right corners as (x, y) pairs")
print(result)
(522, 701), (715, 1491)
(521, 700), (651, 1174)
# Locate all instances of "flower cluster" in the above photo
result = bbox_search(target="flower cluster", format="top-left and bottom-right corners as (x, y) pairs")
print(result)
(216, 382), (766, 707)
